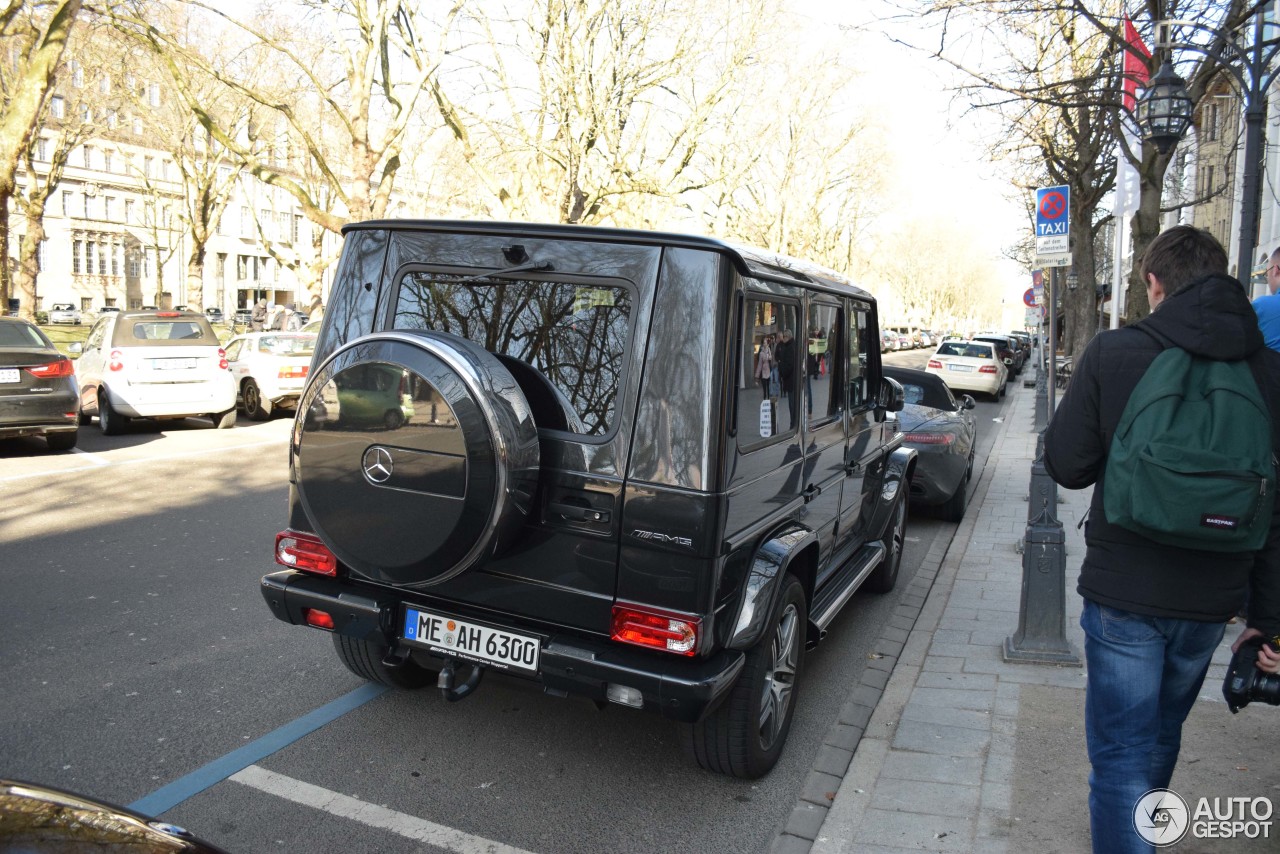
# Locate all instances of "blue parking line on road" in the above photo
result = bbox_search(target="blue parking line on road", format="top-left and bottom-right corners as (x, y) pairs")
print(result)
(128, 683), (388, 817)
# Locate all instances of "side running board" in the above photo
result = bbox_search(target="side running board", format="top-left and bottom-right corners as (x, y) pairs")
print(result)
(809, 543), (887, 633)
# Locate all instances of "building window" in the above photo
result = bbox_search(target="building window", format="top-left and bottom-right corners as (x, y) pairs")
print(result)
(82, 193), (91, 219)
(83, 145), (93, 168)
(148, 82), (161, 107)
(35, 137), (47, 161)
(124, 199), (133, 223)
(241, 206), (252, 237)
(98, 74), (110, 95)
(144, 248), (153, 277)
(104, 196), (114, 221)
(132, 116), (143, 135)
(98, 241), (108, 275)
(237, 255), (248, 280)
(106, 109), (117, 130)
(62, 190), (71, 216)
(103, 150), (113, 172)
(292, 215), (301, 244)
(72, 240), (82, 274)
(70, 60), (83, 88)
(217, 253), (227, 282)
(86, 240), (95, 273)
(50, 96), (65, 119)
(143, 156), (153, 178)
(111, 243), (119, 276)
(127, 250), (139, 279)
(80, 103), (90, 123)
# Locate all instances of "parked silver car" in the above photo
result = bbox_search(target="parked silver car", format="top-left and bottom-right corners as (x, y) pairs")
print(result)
(73, 309), (237, 434)
(47, 303), (83, 325)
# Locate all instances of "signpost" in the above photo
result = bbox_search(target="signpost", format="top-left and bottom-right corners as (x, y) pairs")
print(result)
(1035, 185), (1071, 268)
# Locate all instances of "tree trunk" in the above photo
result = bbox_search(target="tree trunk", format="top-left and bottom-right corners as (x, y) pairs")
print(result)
(1063, 224), (1099, 358)
(15, 209), (47, 322)
(1124, 185), (1163, 323)
(0, 190), (9, 314)
(187, 244), (206, 309)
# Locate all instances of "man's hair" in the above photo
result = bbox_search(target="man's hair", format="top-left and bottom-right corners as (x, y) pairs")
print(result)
(1139, 225), (1229, 297)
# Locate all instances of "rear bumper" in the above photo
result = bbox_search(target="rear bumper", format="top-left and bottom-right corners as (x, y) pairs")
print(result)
(259, 570), (744, 723)
(0, 391), (79, 438)
(111, 380), (236, 417)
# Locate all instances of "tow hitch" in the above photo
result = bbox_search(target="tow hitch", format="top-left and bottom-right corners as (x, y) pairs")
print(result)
(437, 657), (485, 702)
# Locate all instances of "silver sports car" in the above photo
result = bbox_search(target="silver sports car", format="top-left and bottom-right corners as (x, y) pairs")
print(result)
(885, 366), (978, 521)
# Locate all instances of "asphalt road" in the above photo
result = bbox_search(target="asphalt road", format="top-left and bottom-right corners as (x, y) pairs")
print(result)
(0, 353), (1012, 854)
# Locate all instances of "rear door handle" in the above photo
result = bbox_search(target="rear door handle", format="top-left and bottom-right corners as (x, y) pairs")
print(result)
(549, 502), (610, 523)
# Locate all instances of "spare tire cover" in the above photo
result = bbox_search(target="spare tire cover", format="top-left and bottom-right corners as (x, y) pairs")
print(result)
(295, 330), (539, 587)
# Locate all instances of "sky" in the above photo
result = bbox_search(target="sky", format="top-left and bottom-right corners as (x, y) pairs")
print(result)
(788, 0), (1034, 326)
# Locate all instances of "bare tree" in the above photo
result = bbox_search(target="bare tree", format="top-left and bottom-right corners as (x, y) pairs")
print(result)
(0, 0), (83, 313)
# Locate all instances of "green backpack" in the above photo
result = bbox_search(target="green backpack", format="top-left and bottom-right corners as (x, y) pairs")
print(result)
(1103, 345), (1276, 552)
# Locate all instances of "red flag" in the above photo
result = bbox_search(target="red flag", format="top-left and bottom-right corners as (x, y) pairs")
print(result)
(1122, 16), (1151, 112)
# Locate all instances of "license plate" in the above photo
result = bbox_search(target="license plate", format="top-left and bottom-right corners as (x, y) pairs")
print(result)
(403, 608), (541, 674)
(150, 358), (197, 370)
(948, 364), (975, 372)
(0, 368), (18, 383)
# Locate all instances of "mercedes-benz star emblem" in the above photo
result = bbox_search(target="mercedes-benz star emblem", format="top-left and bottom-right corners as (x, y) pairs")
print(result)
(362, 446), (394, 484)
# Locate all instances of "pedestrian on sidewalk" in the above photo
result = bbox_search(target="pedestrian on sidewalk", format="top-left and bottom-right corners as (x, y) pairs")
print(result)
(1043, 225), (1280, 854)
(1252, 245), (1280, 352)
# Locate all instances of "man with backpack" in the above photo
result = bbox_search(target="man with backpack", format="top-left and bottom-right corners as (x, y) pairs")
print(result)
(1044, 225), (1280, 853)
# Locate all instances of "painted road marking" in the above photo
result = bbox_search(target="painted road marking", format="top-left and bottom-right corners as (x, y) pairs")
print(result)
(231, 765), (539, 854)
(0, 437), (288, 484)
(70, 448), (111, 465)
(128, 683), (387, 817)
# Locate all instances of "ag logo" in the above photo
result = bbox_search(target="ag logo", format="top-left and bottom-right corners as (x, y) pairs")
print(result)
(1133, 788), (1190, 846)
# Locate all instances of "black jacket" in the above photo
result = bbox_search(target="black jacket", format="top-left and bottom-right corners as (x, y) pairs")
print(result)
(1044, 273), (1280, 634)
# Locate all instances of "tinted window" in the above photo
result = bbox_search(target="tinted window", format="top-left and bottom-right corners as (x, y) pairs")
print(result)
(0, 321), (48, 348)
(848, 304), (870, 408)
(808, 301), (843, 424)
(393, 271), (632, 436)
(738, 296), (799, 443)
(118, 319), (218, 346)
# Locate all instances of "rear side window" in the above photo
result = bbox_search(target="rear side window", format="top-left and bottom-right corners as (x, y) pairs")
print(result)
(258, 335), (315, 356)
(392, 271), (633, 436)
(117, 318), (219, 346)
(0, 321), (49, 348)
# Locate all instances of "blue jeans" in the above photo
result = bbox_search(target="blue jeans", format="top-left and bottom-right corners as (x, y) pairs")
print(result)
(1080, 599), (1225, 854)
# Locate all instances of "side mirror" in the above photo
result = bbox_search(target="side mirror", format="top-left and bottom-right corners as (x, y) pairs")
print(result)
(68, 342), (83, 355)
(879, 376), (905, 413)
(961, 394), (976, 410)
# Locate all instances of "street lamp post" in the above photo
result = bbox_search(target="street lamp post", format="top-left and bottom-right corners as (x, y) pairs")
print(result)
(1135, 14), (1280, 281)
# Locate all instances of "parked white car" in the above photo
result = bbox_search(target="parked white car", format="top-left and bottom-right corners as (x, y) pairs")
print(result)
(225, 332), (317, 420)
(925, 339), (1008, 401)
(73, 309), (237, 434)
(47, 303), (83, 325)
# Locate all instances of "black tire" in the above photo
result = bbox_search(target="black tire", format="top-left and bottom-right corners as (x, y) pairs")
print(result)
(243, 380), (272, 421)
(98, 390), (127, 436)
(866, 494), (907, 593)
(212, 408), (237, 429)
(46, 430), (78, 452)
(383, 408), (405, 430)
(681, 574), (805, 779)
(332, 634), (434, 689)
(940, 476), (968, 522)
(76, 407), (91, 426)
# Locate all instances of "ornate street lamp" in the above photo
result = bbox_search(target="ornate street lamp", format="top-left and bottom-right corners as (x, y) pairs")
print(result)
(1135, 60), (1193, 154)
(1134, 14), (1280, 280)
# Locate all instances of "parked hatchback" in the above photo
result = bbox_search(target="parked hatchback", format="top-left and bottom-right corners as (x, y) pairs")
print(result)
(225, 332), (317, 420)
(0, 317), (79, 450)
(73, 310), (237, 434)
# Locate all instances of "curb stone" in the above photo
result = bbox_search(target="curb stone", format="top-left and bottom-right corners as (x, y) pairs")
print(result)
(769, 383), (1023, 853)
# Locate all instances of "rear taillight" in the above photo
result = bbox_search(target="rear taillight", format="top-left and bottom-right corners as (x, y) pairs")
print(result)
(25, 358), (74, 378)
(302, 608), (335, 630)
(278, 365), (308, 379)
(217, 348), (229, 370)
(610, 604), (700, 656)
(927, 359), (942, 369)
(275, 529), (338, 576)
(979, 365), (998, 373)
(902, 432), (955, 444)
(155, 311), (182, 317)
(108, 349), (124, 372)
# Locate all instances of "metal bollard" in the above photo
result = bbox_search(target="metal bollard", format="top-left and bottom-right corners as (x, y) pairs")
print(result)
(1033, 365), (1048, 431)
(1004, 434), (1081, 665)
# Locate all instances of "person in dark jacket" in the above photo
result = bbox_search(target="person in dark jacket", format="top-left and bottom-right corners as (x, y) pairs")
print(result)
(1044, 225), (1280, 854)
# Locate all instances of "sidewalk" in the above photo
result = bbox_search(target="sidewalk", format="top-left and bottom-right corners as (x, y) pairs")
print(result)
(776, 376), (1280, 853)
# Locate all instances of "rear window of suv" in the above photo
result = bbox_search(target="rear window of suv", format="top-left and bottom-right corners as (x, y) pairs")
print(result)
(392, 271), (633, 436)
(117, 317), (219, 346)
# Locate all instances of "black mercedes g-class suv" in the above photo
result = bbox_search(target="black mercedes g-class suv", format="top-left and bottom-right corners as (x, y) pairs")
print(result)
(259, 221), (914, 778)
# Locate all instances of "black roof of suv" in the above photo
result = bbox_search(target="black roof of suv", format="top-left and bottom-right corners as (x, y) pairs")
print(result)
(259, 220), (914, 778)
